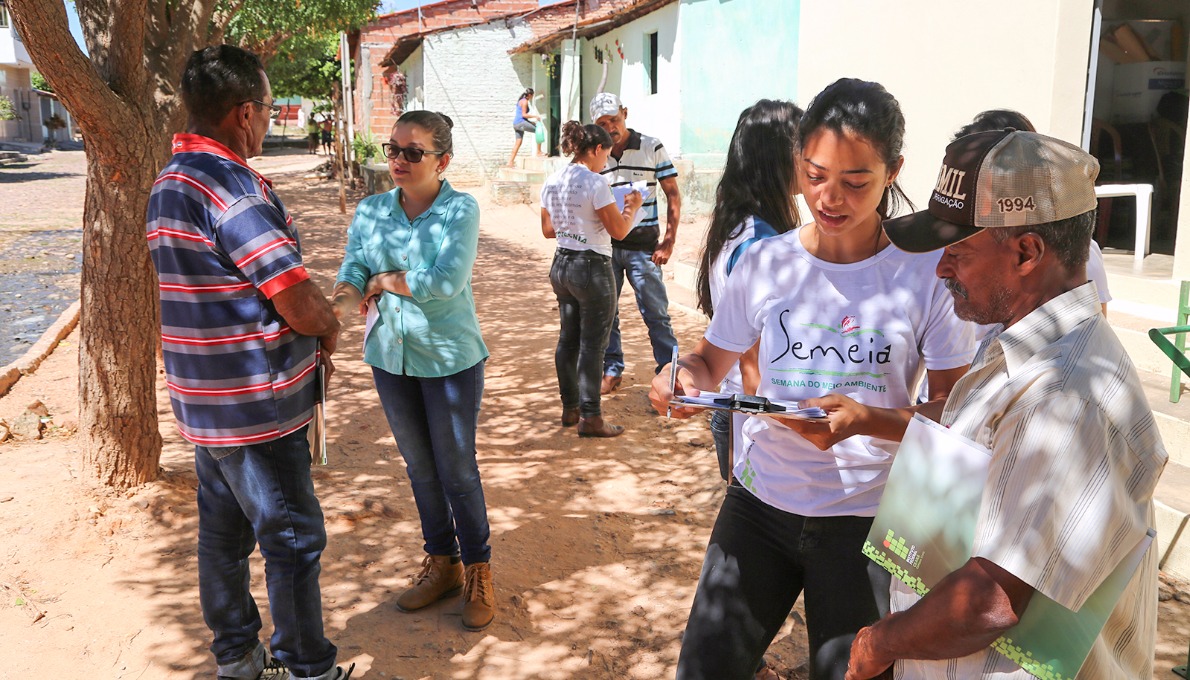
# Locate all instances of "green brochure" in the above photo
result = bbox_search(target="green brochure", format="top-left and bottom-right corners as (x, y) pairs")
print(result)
(863, 414), (1155, 680)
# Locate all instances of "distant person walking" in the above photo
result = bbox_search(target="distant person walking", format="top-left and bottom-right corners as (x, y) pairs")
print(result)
(332, 110), (497, 632)
(589, 92), (681, 394)
(541, 121), (642, 438)
(307, 117), (320, 154)
(508, 88), (539, 167)
(146, 45), (352, 680)
(320, 117), (333, 156)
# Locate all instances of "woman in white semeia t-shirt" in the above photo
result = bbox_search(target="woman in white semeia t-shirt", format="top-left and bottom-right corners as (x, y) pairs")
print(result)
(650, 79), (977, 680)
(542, 121), (642, 438)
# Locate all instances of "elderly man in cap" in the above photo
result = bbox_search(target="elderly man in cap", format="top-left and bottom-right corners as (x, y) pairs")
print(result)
(844, 130), (1167, 679)
(589, 92), (681, 393)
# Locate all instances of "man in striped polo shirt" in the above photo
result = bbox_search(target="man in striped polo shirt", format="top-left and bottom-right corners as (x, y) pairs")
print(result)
(590, 92), (681, 394)
(847, 131), (1168, 678)
(147, 45), (351, 680)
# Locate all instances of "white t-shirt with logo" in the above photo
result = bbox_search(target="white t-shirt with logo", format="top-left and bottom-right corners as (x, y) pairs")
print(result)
(540, 163), (616, 257)
(706, 228), (977, 517)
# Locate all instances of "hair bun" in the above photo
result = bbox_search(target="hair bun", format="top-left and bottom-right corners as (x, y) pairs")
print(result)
(437, 112), (454, 129)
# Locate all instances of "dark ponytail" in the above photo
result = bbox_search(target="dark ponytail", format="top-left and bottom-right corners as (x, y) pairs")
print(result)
(798, 78), (913, 219)
(559, 120), (611, 158)
(396, 110), (454, 156)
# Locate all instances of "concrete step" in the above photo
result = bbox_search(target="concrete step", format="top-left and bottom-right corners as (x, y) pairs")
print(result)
(487, 180), (531, 206)
(496, 166), (545, 183)
(513, 155), (548, 172)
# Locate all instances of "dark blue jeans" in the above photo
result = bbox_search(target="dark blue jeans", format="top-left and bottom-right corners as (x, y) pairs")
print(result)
(603, 246), (678, 377)
(550, 248), (617, 418)
(195, 426), (337, 679)
(710, 409), (732, 482)
(677, 485), (891, 680)
(373, 362), (492, 564)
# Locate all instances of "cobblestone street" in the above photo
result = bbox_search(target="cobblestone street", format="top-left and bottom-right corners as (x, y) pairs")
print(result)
(0, 149), (85, 365)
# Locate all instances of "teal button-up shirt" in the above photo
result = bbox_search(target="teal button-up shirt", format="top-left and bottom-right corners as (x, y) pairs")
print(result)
(336, 180), (488, 377)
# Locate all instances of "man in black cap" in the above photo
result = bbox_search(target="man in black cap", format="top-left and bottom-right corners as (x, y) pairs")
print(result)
(844, 130), (1167, 679)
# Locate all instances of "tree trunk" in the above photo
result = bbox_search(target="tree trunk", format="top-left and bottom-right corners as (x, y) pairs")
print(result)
(78, 147), (165, 487)
(9, 0), (217, 489)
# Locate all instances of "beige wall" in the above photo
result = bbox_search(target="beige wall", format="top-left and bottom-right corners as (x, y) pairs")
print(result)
(796, 0), (1095, 213)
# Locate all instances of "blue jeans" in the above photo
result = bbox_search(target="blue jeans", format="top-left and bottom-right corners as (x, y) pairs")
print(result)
(677, 485), (891, 680)
(603, 246), (678, 377)
(373, 362), (492, 564)
(195, 426), (338, 680)
(710, 409), (732, 482)
(550, 248), (617, 417)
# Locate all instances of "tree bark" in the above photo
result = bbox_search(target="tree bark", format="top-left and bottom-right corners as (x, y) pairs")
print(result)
(10, 0), (217, 489)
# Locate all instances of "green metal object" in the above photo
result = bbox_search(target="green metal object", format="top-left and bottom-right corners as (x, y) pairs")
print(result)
(1150, 281), (1190, 403)
(1151, 281), (1190, 676)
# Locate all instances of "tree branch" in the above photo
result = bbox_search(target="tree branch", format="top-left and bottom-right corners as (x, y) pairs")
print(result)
(8, 0), (135, 142)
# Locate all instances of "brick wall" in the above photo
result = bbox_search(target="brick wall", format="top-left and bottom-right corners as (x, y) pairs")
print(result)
(357, 43), (403, 141)
(411, 21), (535, 185)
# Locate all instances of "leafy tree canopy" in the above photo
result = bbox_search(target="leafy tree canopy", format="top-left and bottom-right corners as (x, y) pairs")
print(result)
(219, 0), (379, 65)
(267, 33), (342, 101)
(31, 72), (52, 91)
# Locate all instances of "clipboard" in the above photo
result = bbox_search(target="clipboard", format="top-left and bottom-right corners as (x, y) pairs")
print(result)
(307, 361), (327, 465)
(611, 181), (652, 227)
(668, 391), (829, 421)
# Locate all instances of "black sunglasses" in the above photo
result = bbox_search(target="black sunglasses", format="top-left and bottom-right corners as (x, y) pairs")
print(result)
(382, 143), (445, 163)
(243, 99), (281, 118)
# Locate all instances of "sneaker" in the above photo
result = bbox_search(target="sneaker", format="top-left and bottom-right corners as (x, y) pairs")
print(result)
(461, 561), (495, 631)
(217, 649), (289, 679)
(396, 554), (464, 612)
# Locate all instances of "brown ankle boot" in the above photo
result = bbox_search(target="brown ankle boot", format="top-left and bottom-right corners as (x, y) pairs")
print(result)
(396, 554), (463, 612)
(461, 561), (495, 631)
(561, 406), (580, 427)
(577, 415), (624, 438)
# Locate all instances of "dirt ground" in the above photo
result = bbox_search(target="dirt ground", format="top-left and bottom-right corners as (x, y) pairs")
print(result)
(0, 150), (1187, 679)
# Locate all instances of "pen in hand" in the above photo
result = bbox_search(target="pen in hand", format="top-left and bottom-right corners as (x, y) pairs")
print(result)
(667, 344), (678, 418)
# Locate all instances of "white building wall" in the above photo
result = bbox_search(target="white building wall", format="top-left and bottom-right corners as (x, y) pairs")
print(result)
(579, 2), (682, 155)
(413, 21), (535, 184)
(403, 44), (425, 112)
(560, 39), (582, 125)
(0, 20), (33, 68)
(797, 0), (1094, 213)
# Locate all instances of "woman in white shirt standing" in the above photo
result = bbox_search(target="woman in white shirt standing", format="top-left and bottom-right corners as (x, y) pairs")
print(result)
(695, 99), (804, 484)
(542, 121), (642, 437)
(650, 79), (976, 680)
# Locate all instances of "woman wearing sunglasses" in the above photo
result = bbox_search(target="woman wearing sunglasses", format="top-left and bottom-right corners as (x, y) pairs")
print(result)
(541, 121), (642, 437)
(332, 110), (496, 632)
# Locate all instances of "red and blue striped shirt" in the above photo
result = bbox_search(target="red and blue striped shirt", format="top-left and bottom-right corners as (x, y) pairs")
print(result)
(146, 133), (317, 447)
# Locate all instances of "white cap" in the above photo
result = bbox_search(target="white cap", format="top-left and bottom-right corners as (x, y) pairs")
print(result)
(589, 92), (622, 121)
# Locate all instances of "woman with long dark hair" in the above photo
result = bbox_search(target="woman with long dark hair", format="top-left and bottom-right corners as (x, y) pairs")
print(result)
(541, 121), (642, 437)
(695, 99), (803, 483)
(651, 79), (976, 679)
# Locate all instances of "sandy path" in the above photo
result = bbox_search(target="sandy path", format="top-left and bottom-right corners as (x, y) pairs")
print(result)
(0, 151), (1185, 679)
